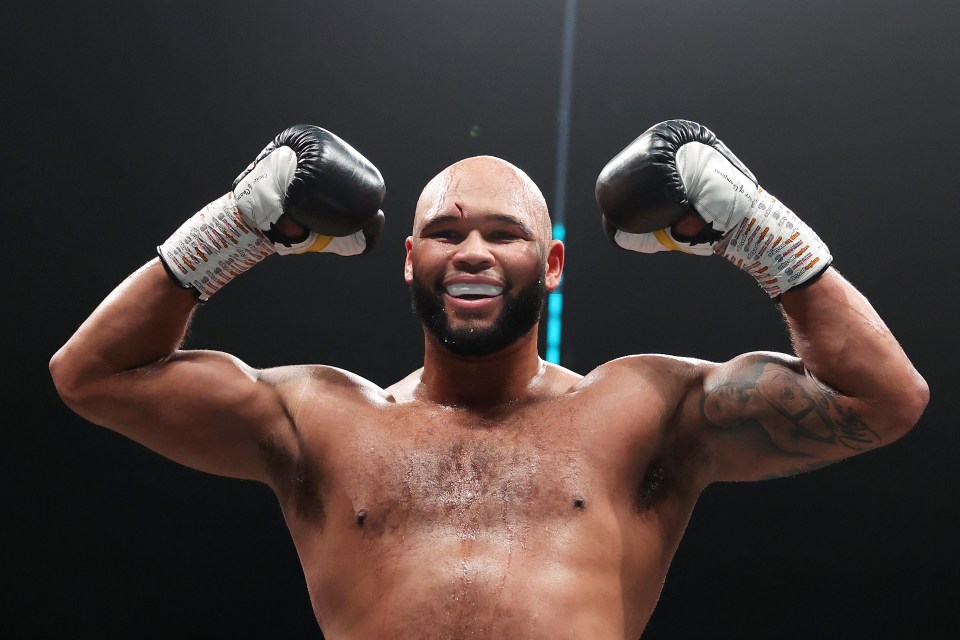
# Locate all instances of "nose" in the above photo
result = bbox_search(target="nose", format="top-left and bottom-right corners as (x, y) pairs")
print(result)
(452, 230), (494, 272)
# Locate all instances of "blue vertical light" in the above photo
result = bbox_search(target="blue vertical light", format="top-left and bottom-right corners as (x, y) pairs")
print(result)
(547, 0), (577, 365)
(546, 223), (565, 363)
(546, 290), (564, 364)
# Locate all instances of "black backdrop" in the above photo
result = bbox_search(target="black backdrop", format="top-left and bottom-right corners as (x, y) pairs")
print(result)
(8, 1), (959, 638)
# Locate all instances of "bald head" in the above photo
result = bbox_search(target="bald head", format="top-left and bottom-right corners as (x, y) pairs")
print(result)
(412, 156), (552, 244)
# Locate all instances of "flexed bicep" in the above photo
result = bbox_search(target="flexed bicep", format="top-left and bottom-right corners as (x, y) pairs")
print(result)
(701, 353), (881, 482)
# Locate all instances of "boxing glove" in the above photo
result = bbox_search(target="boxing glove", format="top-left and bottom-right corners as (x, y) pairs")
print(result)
(596, 119), (831, 298)
(159, 125), (385, 301)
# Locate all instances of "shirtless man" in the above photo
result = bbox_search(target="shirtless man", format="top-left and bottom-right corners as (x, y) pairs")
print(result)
(49, 120), (928, 639)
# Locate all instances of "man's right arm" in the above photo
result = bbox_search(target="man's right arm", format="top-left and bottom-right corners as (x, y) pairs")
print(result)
(50, 124), (385, 484)
(49, 259), (292, 481)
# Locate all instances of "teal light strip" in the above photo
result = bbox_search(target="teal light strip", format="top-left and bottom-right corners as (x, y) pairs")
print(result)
(553, 221), (566, 243)
(546, 289), (564, 364)
(546, 222), (565, 363)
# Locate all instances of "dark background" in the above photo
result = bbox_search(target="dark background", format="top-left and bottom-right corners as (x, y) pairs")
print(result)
(8, 0), (958, 638)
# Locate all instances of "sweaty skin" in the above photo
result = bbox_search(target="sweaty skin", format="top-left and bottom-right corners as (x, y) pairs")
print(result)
(50, 157), (928, 639)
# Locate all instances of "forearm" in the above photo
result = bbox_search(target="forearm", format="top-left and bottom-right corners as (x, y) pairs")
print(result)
(778, 267), (928, 431)
(50, 258), (198, 397)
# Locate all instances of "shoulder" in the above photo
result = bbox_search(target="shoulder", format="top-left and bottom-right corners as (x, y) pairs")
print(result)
(576, 353), (715, 393)
(258, 364), (395, 407)
(554, 354), (717, 426)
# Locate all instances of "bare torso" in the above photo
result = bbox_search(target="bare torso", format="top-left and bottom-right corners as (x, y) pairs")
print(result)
(265, 359), (705, 640)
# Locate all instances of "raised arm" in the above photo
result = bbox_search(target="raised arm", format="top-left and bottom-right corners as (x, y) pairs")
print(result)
(596, 119), (928, 483)
(696, 267), (927, 481)
(49, 125), (385, 484)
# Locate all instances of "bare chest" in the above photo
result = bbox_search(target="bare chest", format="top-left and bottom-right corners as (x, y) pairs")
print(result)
(321, 403), (600, 536)
(283, 393), (697, 639)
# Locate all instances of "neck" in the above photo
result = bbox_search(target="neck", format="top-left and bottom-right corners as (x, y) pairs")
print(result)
(417, 325), (545, 407)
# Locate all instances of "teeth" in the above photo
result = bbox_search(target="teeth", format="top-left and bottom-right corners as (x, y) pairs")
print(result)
(446, 283), (503, 297)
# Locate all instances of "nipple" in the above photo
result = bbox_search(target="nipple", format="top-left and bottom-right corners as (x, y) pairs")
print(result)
(356, 509), (368, 526)
(573, 495), (586, 510)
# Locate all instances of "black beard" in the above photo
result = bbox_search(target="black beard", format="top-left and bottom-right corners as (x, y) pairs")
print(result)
(409, 269), (547, 357)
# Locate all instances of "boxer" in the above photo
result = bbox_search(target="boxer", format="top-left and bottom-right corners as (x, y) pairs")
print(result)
(50, 119), (927, 639)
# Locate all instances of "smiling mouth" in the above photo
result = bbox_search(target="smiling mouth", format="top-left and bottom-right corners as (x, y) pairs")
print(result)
(445, 283), (503, 299)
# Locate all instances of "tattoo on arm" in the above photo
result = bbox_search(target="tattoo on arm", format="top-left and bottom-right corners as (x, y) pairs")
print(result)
(703, 359), (881, 470)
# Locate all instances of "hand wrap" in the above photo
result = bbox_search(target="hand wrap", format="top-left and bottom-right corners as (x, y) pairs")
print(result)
(157, 193), (275, 301)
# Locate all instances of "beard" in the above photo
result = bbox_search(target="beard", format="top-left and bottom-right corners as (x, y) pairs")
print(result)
(409, 268), (547, 357)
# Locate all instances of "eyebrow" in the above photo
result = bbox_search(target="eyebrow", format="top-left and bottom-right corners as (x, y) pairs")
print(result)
(420, 213), (535, 236)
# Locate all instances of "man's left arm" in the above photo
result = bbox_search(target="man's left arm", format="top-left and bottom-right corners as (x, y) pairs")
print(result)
(596, 119), (929, 482)
(697, 268), (927, 481)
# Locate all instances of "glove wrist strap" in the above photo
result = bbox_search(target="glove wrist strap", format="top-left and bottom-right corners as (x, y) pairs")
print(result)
(715, 189), (831, 298)
(157, 192), (276, 301)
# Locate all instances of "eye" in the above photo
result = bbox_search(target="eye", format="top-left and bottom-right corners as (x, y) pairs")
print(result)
(426, 229), (460, 241)
(489, 229), (522, 242)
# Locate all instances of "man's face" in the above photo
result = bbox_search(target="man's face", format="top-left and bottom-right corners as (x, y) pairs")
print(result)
(404, 157), (563, 357)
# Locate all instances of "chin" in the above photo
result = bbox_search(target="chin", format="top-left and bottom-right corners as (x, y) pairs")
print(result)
(445, 311), (498, 327)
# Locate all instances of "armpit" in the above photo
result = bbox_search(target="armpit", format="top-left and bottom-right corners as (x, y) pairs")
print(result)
(258, 429), (325, 522)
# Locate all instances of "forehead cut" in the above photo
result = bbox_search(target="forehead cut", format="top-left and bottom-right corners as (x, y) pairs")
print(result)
(413, 156), (550, 237)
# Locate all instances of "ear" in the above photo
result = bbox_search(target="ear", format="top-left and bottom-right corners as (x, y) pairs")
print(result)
(404, 236), (414, 284)
(544, 239), (564, 291)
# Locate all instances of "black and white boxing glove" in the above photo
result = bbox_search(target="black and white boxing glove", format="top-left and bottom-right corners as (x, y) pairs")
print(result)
(595, 119), (831, 298)
(158, 125), (385, 301)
